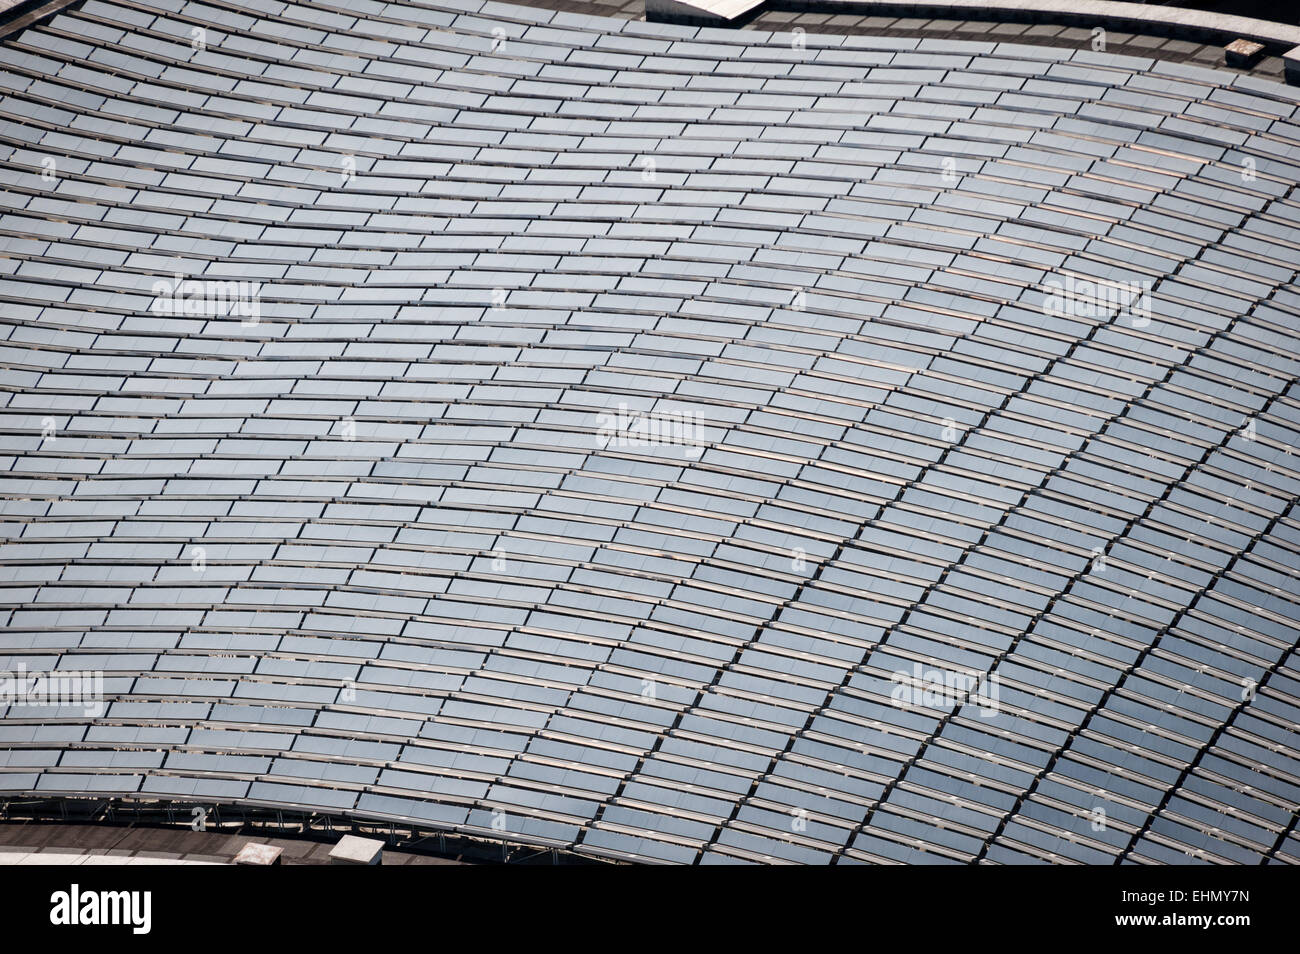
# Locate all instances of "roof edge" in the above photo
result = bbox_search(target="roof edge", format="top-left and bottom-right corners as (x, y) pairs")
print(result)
(645, 0), (1300, 83)
(1, 795), (624, 865)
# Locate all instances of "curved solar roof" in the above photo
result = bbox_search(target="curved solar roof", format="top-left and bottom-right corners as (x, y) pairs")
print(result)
(1, 0), (1299, 865)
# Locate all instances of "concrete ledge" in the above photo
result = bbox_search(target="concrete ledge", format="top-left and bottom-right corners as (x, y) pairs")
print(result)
(646, 0), (1300, 68)
(1286, 46), (1300, 86)
(645, 0), (763, 25)
(0, 849), (223, 865)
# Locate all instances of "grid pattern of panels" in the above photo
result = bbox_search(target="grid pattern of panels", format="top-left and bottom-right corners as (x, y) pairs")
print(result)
(0, 0), (1298, 864)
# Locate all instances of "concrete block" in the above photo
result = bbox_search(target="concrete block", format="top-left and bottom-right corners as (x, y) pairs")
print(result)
(328, 834), (383, 865)
(233, 842), (283, 865)
(1225, 38), (1265, 68)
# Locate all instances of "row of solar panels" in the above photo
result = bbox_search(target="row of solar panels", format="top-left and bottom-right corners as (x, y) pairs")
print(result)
(0, 0), (1297, 862)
